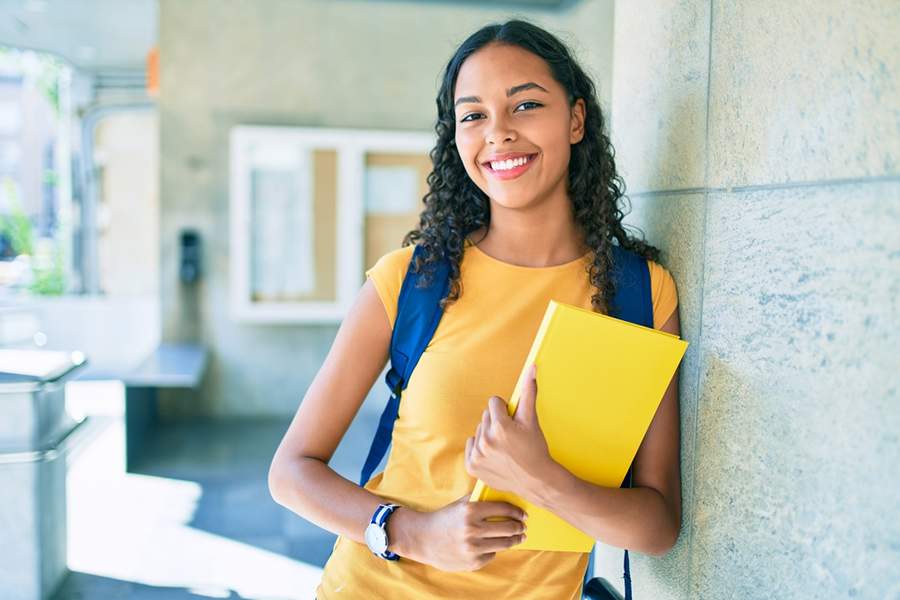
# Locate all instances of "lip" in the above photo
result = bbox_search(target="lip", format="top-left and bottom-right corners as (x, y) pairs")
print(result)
(482, 152), (539, 181)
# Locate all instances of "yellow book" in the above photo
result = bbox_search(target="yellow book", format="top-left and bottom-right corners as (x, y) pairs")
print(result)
(468, 299), (688, 553)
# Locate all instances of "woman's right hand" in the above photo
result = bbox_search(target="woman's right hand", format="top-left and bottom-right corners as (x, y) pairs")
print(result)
(399, 494), (528, 572)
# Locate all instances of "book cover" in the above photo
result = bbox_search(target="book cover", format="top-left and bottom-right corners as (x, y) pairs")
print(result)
(468, 300), (688, 553)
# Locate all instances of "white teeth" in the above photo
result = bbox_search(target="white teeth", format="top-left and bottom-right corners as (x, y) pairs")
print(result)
(490, 155), (531, 171)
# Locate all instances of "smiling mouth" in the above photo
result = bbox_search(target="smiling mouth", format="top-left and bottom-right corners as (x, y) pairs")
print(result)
(482, 153), (539, 179)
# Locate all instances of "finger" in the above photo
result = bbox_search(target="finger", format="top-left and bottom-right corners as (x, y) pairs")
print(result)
(473, 552), (496, 569)
(472, 501), (528, 522)
(479, 519), (527, 538)
(516, 363), (538, 424)
(476, 416), (489, 451)
(487, 395), (508, 423)
(473, 534), (527, 553)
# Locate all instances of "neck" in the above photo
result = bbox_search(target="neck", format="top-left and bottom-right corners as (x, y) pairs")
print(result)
(468, 193), (588, 268)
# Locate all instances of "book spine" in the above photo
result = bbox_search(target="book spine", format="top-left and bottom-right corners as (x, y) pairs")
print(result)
(468, 301), (559, 503)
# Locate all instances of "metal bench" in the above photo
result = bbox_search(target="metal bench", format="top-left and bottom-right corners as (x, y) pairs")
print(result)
(120, 343), (207, 471)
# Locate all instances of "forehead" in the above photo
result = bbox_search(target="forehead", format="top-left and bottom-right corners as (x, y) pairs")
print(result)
(453, 43), (559, 100)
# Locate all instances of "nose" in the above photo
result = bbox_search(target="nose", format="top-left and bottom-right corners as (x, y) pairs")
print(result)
(485, 113), (517, 145)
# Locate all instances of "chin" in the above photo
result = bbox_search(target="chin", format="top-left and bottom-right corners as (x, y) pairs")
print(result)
(487, 196), (530, 210)
(488, 191), (540, 210)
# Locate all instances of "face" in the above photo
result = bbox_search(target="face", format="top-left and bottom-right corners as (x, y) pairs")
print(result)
(453, 42), (585, 211)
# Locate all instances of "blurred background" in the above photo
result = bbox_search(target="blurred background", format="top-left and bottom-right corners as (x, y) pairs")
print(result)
(0, 1), (897, 599)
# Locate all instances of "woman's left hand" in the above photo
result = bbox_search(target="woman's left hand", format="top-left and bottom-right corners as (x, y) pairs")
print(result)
(465, 364), (556, 497)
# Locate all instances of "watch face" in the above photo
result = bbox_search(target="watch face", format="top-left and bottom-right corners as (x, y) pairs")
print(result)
(365, 522), (388, 554)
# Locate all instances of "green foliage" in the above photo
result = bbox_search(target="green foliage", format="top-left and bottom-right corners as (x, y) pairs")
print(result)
(0, 48), (69, 294)
(0, 45), (66, 116)
(35, 54), (64, 116)
(29, 243), (66, 295)
(0, 179), (66, 295)
(43, 169), (59, 187)
(0, 179), (34, 256)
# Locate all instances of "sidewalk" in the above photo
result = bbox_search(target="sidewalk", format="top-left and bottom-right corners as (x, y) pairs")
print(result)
(51, 406), (379, 599)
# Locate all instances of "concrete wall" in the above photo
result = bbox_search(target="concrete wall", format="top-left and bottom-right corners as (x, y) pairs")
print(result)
(34, 295), (160, 377)
(95, 111), (159, 297)
(158, 0), (615, 418)
(596, 1), (900, 599)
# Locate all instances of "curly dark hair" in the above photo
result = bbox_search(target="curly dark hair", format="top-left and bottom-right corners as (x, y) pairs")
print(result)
(402, 19), (660, 315)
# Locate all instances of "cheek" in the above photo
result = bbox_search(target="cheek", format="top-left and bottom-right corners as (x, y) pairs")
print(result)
(551, 145), (572, 173)
(454, 133), (482, 176)
(542, 130), (573, 174)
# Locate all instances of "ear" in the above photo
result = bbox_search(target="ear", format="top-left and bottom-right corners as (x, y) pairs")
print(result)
(569, 98), (586, 144)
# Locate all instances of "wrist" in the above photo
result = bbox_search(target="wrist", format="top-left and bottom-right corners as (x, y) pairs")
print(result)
(384, 505), (422, 559)
(523, 458), (572, 512)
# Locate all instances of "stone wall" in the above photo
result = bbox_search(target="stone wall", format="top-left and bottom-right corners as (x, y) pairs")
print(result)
(599, 2), (900, 598)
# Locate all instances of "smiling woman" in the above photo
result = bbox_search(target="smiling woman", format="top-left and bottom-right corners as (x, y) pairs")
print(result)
(268, 19), (682, 600)
(453, 51), (584, 218)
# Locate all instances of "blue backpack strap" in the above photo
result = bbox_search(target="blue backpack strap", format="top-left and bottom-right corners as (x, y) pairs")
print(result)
(584, 244), (653, 600)
(608, 244), (654, 329)
(359, 245), (451, 487)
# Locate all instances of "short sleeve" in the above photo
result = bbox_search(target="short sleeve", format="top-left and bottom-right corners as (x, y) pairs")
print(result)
(647, 259), (679, 330)
(365, 245), (416, 330)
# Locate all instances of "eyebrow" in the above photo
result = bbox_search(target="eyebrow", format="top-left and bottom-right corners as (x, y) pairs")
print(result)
(454, 82), (550, 108)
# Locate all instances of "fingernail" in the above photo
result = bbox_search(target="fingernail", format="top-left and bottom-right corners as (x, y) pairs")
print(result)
(523, 513), (529, 521)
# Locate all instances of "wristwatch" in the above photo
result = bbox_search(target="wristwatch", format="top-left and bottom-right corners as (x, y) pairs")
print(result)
(364, 503), (401, 560)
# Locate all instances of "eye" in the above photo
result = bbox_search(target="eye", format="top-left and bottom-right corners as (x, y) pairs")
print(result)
(515, 101), (543, 112)
(459, 101), (542, 123)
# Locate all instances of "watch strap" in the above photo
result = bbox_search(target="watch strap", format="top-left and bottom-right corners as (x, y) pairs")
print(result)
(371, 503), (400, 560)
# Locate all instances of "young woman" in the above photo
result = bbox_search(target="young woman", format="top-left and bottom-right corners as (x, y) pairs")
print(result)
(269, 19), (682, 600)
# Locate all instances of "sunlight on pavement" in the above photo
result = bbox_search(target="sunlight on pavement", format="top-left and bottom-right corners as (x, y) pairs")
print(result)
(65, 399), (323, 600)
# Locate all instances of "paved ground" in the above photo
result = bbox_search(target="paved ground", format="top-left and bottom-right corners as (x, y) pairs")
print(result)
(51, 400), (382, 600)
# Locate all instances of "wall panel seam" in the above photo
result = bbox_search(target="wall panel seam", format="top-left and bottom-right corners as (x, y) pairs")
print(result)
(627, 174), (900, 199)
(685, 0), (715, 596)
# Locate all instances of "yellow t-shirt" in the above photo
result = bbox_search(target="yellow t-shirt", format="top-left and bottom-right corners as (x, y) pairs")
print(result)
(316, 240), (678, 600)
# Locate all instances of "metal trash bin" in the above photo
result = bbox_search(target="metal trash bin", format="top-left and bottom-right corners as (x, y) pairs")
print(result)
(0, 349), (88, 600)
